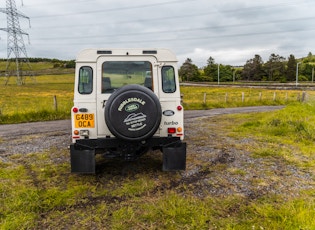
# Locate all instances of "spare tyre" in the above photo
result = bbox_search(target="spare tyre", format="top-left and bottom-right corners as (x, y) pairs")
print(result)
(105, 84), (162, 141)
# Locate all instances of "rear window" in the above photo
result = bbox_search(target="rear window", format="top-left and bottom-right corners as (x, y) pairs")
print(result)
(102, 61), (153, 93)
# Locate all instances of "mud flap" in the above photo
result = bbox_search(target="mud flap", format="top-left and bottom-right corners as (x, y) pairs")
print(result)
(162, 142), (186, 171)
(70, 145), (96, 173)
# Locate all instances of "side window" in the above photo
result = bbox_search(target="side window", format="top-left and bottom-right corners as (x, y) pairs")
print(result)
(162, 66), (176, 93)
(78, 66), (93, 94)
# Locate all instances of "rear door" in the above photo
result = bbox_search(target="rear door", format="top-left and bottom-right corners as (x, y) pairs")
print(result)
(96, 55), (159, 137)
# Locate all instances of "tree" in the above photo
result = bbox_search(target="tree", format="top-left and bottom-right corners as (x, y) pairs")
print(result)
(204, 56), (217, 81)
(207, 56), (215, 65)
(303, 63), (314, 81)
(305, 52), (315, 63)
(218, 65), (233, 82)
(178, 58), (200, 82)
(242, 54), (265, 81)
(265, 53), (285, 81)
(232, 68), (242, 81)
(307, 52), (313, 58)
(286, 54), (296, 81)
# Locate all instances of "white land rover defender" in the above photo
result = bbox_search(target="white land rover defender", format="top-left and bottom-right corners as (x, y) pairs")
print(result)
(70, 48), (186, 173)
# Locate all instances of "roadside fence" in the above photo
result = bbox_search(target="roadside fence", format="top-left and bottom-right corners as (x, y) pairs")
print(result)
(181, 90), (312, 109)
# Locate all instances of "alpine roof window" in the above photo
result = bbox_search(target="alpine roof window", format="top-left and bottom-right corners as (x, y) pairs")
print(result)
(78, 66), (93, 94)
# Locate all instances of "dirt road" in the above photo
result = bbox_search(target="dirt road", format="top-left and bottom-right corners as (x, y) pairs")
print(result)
(0, 106), (284, 138)
(0, 106), (284, 157)
(183, 106), (284, 119)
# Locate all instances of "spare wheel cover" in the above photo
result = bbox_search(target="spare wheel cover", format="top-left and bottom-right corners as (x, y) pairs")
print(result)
(105, 84), (162, 141)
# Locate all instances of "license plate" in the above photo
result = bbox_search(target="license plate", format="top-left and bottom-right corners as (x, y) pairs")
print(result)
(74, 113), (95, 128)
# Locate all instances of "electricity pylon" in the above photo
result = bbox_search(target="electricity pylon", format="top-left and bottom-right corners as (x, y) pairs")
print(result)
(0, 0), (34, 85)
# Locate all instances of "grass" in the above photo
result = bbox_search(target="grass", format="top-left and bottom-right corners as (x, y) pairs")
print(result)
(1, 103), (315, 229)
(181, 86), (315, 109)
(231, 102), (315, 169)
(1, 75), (314, 124)
(0, 60), (74, 75)
(1, 62), (314, 228)
(0, 74), (74, 124)
(1, 154), (314, 229)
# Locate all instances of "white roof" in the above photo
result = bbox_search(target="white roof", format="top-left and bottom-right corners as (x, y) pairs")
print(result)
(76, 48), (178, 62)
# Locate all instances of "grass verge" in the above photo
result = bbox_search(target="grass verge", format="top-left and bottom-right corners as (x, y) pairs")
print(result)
(232, 102), (315, 169)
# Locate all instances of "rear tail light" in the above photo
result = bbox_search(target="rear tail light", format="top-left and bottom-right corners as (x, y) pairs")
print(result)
(168, 128), (176, 134)
(177, 105), (183, 111)
(72, 107), (79, 113)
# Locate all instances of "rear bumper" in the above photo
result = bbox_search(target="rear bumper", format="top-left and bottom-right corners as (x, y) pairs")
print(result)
(71, 136), (183, 150)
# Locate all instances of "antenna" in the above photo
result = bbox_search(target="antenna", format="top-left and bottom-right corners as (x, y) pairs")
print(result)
(0, 0), (34, 85)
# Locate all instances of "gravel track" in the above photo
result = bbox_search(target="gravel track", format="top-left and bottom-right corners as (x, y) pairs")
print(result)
(0, 106), (284, 157)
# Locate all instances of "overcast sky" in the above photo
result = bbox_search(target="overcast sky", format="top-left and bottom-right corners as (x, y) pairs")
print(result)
(0, 0), (314, 67)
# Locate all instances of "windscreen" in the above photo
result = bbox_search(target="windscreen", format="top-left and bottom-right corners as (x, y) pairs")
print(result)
(102, 61), (153, 93)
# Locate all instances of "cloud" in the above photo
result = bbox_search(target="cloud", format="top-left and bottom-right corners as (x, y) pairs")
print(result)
(0, 0), (314, 67)
(178, 47), (275, 67)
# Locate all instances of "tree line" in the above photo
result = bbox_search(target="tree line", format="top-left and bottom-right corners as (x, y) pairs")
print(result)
(0, 58), (75, 68)
(179, 52), (315, 82)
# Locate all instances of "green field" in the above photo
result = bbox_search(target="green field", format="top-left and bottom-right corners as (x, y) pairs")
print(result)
(181, 85), (315, 109)
(1, 103), (315, 229)
(0, 74), (74, 124)
(1, 74), (314, 124)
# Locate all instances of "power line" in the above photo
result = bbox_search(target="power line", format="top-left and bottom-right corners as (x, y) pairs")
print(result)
(23, 0), (96, 8)
(115, 0), (314, 24)
(13, 1), (314, 46)
(31, 0), (197, 19)
(26, 0), (315, 34)
(31, 26), (315, 46)
(27, 0), (314, 21)
(30, 16), (315, 42)
(1, 0), (313, 64)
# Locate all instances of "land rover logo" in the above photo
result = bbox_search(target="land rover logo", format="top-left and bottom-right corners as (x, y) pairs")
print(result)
(125, 103), (139, 112)
(118, 97), (146, 111)
(163, 110), (175, 116)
